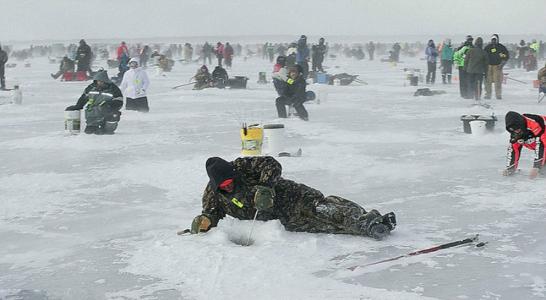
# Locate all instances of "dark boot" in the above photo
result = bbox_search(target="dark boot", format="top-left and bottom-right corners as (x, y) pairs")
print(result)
(368, 223), (390, 240)
(275, 97), (288, 118)
(381, 212), (397, 230)
(360, 210), (394, 240)
(84, 125), (99, 134)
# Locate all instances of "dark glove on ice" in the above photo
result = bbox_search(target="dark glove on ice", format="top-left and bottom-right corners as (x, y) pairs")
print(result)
(190, 214), (211, 234)
(65, 105), (79, 111)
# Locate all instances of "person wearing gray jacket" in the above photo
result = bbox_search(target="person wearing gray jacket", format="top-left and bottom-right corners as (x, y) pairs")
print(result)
(0, 45), (8, 90)
(464, 37), (488, 100)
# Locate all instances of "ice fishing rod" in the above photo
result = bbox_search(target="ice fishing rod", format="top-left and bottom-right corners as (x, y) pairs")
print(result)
(246, 210), (259, 246)
(347, 234), (486, 271)
(172, 81), (197, 89)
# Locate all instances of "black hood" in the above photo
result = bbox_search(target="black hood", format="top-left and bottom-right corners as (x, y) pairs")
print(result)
(206, 157), (235, 190)
(505, 111), (526, 132)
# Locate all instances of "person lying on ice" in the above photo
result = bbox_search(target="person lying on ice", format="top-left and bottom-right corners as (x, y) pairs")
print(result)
(65, 70), (123, 134)
(190, 156), (396, 240)
(503, 111), (546, 178)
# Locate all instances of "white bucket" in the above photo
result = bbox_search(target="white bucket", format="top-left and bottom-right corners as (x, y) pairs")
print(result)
(12, 86), (22, 105)
(317, 89), (328, 104)
(262, 124), (285, 156)
(469, 120), (487, 135)
(64, 110), (81, 134)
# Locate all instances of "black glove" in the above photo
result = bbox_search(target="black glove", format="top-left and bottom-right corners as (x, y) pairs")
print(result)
(65, 105), (78, 111)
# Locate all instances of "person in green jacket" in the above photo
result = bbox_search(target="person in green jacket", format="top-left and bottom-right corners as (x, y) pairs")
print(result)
(453, 35), (474, 98)
(440, 39), (454, 84)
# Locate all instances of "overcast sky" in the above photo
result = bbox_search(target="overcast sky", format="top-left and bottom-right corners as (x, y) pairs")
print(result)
(1, 0), (544, 42)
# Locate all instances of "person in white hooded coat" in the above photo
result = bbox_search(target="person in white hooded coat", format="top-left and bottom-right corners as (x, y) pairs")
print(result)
(120, 57), (150, 112)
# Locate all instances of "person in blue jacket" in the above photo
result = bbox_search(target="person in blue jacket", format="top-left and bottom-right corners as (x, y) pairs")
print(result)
(425, 40), (439, 84)
(440, 39), (454, 84)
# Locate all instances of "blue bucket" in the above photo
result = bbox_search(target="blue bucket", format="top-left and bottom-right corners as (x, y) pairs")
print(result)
(316, 73), (329, 84)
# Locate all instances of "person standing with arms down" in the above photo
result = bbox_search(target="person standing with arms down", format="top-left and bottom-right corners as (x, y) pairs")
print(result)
(440, 39), (454, 84)
(367, 41), (375, 61)
(223, 42), (234, 68)
(484, 34), (509, 100)
(311, 38), (327, 72)
(296, 35), (310, 79)
(120, 58), (150, 112)
(76, 39), (93, 77)
(463, 37), (488, 100)
(425, 40), (438, 84)
(0, 44), (8, 90)
(453, 36), (474, 98)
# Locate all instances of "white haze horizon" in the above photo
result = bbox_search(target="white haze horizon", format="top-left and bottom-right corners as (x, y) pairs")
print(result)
(1, 0), (545, 43)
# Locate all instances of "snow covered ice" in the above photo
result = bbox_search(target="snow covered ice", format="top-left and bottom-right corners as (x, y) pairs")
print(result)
(1, 43), (546, 300)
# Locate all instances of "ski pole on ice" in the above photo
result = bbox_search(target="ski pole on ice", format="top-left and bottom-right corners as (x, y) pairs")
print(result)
(246, 209), (259, 246)
(172, 82), (196, 89)
(347, 234), (485, 271)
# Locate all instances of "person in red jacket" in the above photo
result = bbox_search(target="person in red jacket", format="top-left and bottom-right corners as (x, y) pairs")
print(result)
(116, 42), (129, 61)
(223, 42), (234, 68)
(504, 111), (546, 178)
(215, 42), (224, 67)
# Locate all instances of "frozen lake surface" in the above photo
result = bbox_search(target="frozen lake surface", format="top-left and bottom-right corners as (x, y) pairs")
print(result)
(1, 50), (545, 299)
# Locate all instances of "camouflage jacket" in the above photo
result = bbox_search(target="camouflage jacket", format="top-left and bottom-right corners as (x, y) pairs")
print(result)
(201, 156), (323, 227)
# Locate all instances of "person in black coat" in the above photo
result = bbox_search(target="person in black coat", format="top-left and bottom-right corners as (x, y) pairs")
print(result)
(275, 65), (309, 121)
(0, 44), (8, 90)
(311, 38), (327, 72)
(76, 39), (93, 76)
(65, 71), (123, 134)
(212, 66), (229, 88)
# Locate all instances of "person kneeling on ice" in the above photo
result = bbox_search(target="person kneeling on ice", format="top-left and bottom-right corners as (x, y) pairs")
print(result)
(65, 70), (123, 134)
(190, 156), (396, 240)
(120, 57), (150, 112)
(503, 111), (546, 178)
(276, 65), (309, 121)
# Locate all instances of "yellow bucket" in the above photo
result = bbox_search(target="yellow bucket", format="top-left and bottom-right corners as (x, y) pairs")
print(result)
(240, 126), (263, 156)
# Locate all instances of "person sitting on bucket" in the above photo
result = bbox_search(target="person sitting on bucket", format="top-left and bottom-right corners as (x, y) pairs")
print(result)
(65, 70), (123, 134)
(503, 111), (546, 178)
(193, 65), (213, 90)
(275, 65), (309, 121)
(211, 65), (228, 88)
(120, 57), (150, 112)
(51, 56), (75, 80)
(190, 156), (396, 240)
